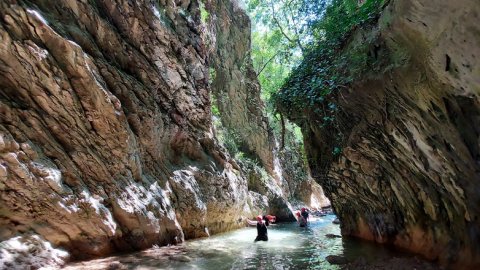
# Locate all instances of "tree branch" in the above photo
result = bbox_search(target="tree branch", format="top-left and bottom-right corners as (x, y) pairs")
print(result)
(285, 0), (305, 53)
(270, 1), (295, 44)
(256, 52), (279, 77)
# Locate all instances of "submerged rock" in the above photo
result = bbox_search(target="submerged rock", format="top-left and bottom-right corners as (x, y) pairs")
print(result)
(326, 255), (349, 265)
(169, 255), (192, 262)
(345, 256), (441, 270)
(106, 262), (127, 270)
(325, 234), (342, 239)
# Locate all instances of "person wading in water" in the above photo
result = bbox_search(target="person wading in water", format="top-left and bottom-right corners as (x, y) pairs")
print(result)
(301, 208), (309, 224)
(254, 215), (268, 242)
(297, 210), (308, 227)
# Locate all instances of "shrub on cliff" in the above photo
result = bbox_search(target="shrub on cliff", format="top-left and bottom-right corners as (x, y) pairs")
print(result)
(275, 0), (388, 119)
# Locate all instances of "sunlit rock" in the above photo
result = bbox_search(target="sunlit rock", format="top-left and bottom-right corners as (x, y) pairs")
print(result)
(0, 235), (69, 269)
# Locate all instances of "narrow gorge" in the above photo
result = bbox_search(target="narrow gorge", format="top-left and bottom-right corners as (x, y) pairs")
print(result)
(0, 0), (479, 269)
(0, 0), (326, 267)
(277, 0), (480, 268)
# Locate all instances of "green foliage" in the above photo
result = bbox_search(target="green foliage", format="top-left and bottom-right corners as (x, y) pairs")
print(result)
(246, 0), (311, 145)
(222, 130), (241, 157)
(270, 0), (388, 159)
(215, 124), (264, 172)
(208, 67), (216, 85)
(247, 0), (329, 52)
(199, 1), (209, 23)
(211, 101), (220, 117)
(275, 0), (387, 117)
(211, 93), (239, 157)
(213, 119), (241, 156)
(211, 104), (219, 116)
(246, 0), (387, 162)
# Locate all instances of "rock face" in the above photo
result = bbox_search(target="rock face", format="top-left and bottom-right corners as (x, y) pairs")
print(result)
(278, 135), (330, 209)
(285, 0), (480, 267)
(208, 0), (276, 175)
(206, 0), (298, 221)
(0, 0), (266, 267)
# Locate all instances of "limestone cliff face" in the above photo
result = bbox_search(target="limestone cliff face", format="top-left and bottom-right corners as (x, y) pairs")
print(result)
(208, 0), (275, 174)
(288, 0), (480, 267)
(206, 0), (298, 220)
(0, 0), (256, 267)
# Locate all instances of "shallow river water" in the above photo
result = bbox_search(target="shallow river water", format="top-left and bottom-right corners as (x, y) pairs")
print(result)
(177, 215), (343, 270)
(65, 214), (438, 270)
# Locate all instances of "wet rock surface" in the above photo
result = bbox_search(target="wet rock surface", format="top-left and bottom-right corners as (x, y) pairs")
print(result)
(343, 256), (441, 270)
(63, 245), (189, 270)
(284, 0), (480, 268)
(326, 255), (349, 265)
(325, 234), (342, 239)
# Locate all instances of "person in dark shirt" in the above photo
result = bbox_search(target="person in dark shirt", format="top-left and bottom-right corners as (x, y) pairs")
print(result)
(254, 215), (268, 241)
(297, 211), (307, 227)
(263, 215), (269, 226)
(301, 208), (309, 221)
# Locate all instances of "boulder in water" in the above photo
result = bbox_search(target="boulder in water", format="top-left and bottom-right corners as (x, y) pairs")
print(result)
(332, 218), (340, 224)
(326, 255), (349, 265)
(325, 234), (342, 239)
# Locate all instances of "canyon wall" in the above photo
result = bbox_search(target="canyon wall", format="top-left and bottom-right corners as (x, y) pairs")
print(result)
(0, 0), (280, 267)
(283, 0), (480, 267)
(208, 0), (275, 175)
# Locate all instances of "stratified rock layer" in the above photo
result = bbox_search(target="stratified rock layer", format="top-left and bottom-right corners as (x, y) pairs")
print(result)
(207, 0), (296, 221)
(208, 0), (276, 174)
(286, 0), (480, 268)
(0, 0), (255, 266)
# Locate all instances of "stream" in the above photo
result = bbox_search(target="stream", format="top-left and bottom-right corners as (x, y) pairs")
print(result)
(65, 214), (438, 270)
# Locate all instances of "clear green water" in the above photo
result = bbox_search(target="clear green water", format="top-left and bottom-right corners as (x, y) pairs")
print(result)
(67, 214), (418, 270)
(177, 215), (342, 270)
(152, 214), (396, 270)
